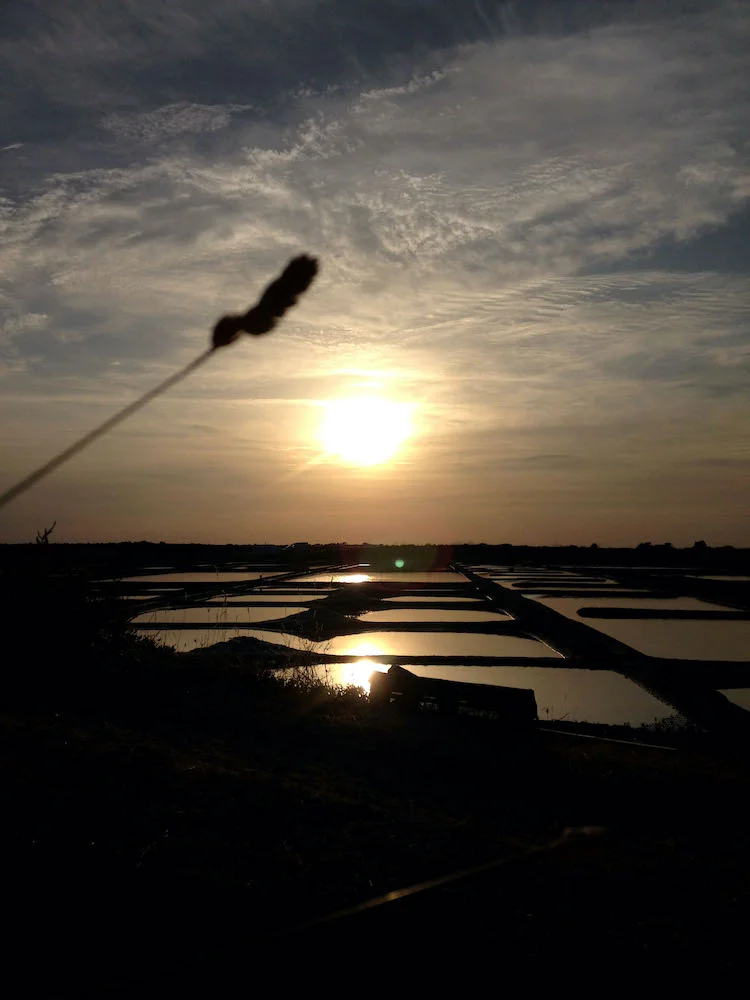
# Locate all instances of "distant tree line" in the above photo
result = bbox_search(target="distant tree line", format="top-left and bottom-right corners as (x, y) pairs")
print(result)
(0, 537), (745, 577)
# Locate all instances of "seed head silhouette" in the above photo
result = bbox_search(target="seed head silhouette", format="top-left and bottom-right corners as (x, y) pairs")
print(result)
(212, 254), (319, 348)
(0, 255), (320, 512)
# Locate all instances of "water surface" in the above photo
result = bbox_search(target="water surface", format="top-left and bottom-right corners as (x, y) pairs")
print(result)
(288, 631), (559, 658)
(528, 596), (750, 659)
(142, 628), (559, 658)
(357, 609), (510, 623)
(131, 607), (304, 625)
(577, 620), (750, 661)
(206, 593), (329, 603)
(286, 661), (674, 726)
(124, 572), (281, 584)
(384, 596), (481, 603)
(287, 572), (468, 584)
(688, 575), (750, 583)
(721, 689), (750, 711)
(498, 582), (612, 588)
(534, 597), (734, 617)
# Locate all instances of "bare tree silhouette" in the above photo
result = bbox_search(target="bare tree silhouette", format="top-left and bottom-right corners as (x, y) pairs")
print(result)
(35, 521), (56, 544)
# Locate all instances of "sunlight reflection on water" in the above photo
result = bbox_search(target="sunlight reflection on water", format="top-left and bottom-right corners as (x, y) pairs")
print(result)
(288, 572), (467, 583)
(282, 661), (676, 726)
(141, 628), (559, 658)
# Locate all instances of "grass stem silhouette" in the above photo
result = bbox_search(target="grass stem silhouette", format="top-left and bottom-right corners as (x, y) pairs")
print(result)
(0, 255), (318, 513)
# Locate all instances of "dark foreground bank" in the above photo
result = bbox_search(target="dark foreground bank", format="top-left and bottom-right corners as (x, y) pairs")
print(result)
(4, 664), (750, 992)
(1, 558), (749, 991)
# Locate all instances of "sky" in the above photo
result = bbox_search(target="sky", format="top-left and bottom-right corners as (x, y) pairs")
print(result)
(0, 0), (748, 546)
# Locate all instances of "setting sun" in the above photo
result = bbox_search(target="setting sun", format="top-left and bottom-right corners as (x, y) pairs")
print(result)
(320, 397), (414, 466)
(338, 658), (386, 692)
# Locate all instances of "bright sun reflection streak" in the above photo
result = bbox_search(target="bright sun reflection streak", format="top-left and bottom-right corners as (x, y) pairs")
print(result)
(320, 397), (413, 466)
(339, 658), (387, 693)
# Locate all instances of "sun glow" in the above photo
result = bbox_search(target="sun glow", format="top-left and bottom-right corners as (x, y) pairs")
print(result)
(320, 397), (413, 466)
(339, 658), (386, 693)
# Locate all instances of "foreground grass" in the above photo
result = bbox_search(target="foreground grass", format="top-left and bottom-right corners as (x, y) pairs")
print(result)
(2, 580), (749, 988)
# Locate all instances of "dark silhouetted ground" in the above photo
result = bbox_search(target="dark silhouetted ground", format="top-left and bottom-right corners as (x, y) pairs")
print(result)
(2, 546), (748, 992)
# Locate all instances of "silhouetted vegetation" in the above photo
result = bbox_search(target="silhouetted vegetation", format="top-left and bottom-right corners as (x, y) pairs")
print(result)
(2, 544), (749, 989)
(1, 538), (748, 578)
(0, 257), (319, 515)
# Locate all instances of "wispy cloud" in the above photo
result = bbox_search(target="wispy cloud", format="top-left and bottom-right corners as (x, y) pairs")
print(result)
(0, 0), (748, 543)
(100, 103), (253, 145)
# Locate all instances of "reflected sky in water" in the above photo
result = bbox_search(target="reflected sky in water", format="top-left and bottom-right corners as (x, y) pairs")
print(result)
(143, 628), (560, 658)
(502, 582), (618, 588)
(286, 661), (675, 726)
(140, 629), (231, 652)
(384, 596), (480, 603)
(131, 607), (304, 624)
(721, 689), (750, 711)
(358, 609), (510, 622)
(124, 572), (281, 583)
(292, 573), (372, 583)
(289, 572), (467, 583)
(132, 561), (748, 725)
(688, 576), (750, 582)
(535, 597), (734, 615)
(531, 596), (749, 660)
(206, 593), (330, 603)
(298, 631), (559, 657)
(582, 620), (750, 661)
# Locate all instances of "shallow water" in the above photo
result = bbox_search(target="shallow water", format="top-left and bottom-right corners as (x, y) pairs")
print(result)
(283, 661), (674, 726)
(129, 560), (749, 721)
(466, 566), (511, 572)
(206, 593), (329, 603)
(357, 609), (511, 623)
(478, 571), (588, 578)
(492, 575), (608, 582)
(721, 689), (750, 711)
(383, 596), (482, 603)
(688, 575), (750, 583)
(535, 597), (734, 616)
(131, 607), (304, 625)
(139, 629), (253, 652)
(287, 572), (468, 584)
(285, 631), (559, 658)
(527, 596), (750, 659)
(142, 628), (560, 658)
(228, 564), (291, 571)
(578, 620), (750, 661)
(123, 572), (282, 584)
(507, 580), (620, 589)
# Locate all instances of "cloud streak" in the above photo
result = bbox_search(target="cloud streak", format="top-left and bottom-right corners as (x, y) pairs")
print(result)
(0, 0), (748, 543)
